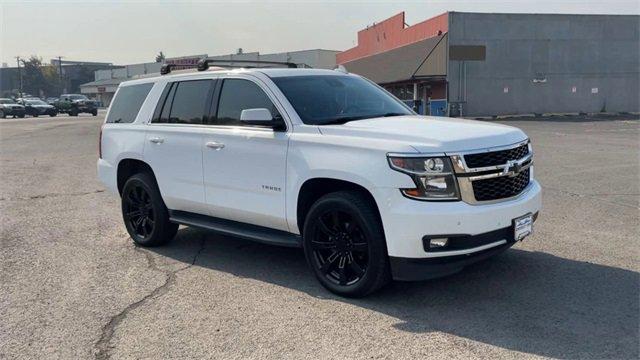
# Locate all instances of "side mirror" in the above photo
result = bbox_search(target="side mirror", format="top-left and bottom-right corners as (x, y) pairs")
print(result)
(240, 108), (273, 123)
(240, 108), (286, 131)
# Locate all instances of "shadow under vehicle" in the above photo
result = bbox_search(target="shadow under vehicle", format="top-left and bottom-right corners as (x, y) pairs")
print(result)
(148, 227), (639, 359)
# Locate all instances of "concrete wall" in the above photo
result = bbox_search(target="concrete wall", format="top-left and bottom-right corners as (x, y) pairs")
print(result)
(95, 63), (162, 81)
(447, 12), (640, 116)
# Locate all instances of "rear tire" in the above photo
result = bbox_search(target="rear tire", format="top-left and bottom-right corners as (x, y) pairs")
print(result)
(302, 191), (390, 297)
(69, 109), (78, 116)
(121, 172), (178, 247)
(0, 110), (5, 118)
(92, 109), (98, 116)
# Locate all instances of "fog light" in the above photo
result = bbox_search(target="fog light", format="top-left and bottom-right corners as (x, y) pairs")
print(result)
(429, 238), (448, 249)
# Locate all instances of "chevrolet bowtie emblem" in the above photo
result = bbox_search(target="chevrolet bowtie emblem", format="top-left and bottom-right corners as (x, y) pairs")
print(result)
(502, 160), (521, 177)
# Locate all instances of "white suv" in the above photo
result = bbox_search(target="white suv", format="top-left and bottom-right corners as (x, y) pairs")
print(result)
(98, 62), (541, 297)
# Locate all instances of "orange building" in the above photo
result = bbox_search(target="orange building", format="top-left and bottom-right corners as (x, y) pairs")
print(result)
(337, 12), (449, 116)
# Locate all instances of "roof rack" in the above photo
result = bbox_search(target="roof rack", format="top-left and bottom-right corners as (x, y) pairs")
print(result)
(160, 59), (301, 75)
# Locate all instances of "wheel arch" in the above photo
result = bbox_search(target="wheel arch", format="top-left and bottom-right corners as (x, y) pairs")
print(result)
(116, 158), (157, 196)
(295, 177), (383, 237)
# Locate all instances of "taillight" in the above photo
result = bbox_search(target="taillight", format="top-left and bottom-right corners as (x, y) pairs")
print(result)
(98, 125), (103, 159)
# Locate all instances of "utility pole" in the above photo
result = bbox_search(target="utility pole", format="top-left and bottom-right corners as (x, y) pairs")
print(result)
(15, 56), (23, 99)
(56, 56), (64, 94)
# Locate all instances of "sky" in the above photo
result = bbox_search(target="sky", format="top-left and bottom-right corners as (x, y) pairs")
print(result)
(1, 0), (639, 66)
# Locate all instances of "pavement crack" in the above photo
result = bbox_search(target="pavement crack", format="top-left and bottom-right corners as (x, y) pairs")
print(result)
(0, 189), (105, 201)
(93, 236), (206, 360)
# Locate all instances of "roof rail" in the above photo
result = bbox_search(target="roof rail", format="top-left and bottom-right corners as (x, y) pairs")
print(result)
(197, 58), (299, 71)
(160, 63), (189, 75)
(160, 59), (305, 75)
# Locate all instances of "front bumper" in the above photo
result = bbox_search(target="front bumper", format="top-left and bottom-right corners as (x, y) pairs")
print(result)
(390, 241), (515, 281)
(373, 179), (541, 276)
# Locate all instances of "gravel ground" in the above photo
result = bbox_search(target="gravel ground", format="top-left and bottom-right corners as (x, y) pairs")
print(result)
(1, 112), (638, 359)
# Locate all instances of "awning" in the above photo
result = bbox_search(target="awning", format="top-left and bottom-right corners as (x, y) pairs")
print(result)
(342, 34), (447, 84)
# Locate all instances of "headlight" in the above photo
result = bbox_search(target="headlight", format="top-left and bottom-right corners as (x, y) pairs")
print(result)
(387, 155), (460, 201)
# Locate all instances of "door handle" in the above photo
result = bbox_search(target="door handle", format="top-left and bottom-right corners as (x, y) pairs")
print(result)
(206, 141), (225, 150)
(149, 137), (164, 144)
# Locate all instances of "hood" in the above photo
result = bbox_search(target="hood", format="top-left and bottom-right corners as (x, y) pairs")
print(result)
(317, 116), (527, 153)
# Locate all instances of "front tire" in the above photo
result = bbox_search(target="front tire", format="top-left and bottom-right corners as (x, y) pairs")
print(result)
(69, 109), (78, 116)
(121, 172), (178, 246)
(302, 191), (390, 297)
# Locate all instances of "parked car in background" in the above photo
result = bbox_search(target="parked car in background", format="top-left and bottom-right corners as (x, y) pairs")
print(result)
(46, 97), (59, 105)
(23, 99), (57, 117)
(0, 98), (26, 118)
(55, 94), (98, 116)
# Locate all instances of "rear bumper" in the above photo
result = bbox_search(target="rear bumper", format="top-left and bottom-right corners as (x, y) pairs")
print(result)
(5, 108), (25, 116)
(97, 158), (118, 194)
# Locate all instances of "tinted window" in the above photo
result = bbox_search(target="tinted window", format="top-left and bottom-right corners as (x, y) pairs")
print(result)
(272, 75), (412, 125)
(215, 79), (279, 126)
(153, 83), (176, 124)
(106, 83), (153, 124)
(168, 80), (212, 124)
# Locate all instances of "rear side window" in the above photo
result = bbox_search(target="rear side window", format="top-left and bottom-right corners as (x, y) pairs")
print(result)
(214, 79), (279, 126)
(105, 83), (153, 123)
(167, 80), (213, 124)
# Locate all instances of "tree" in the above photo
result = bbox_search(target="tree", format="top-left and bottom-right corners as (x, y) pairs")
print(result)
(20, 56), (50, 97)
(41, 66), (61, 95)
(155, 51), (165, 63)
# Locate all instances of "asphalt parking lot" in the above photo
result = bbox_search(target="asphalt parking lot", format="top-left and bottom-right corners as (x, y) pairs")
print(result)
(1, 112), (638, 359)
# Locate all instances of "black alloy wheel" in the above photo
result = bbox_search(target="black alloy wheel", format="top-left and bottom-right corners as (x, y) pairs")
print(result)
(311, 210), (369, 286)
(121, 172), (178, 246)
(123, 184), (155, 240)
(303, 191), (390, 297)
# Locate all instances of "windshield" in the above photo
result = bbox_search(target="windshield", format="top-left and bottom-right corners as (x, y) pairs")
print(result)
(26, 100), (48, 105)
(272, 75), (413, 125)
(0, 99), (16, 104)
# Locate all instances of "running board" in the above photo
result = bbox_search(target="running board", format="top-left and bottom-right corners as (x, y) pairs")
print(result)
(169, 210), (302, 248)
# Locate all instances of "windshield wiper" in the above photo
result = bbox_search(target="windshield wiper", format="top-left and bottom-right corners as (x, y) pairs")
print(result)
(318, 112), (408, 125)
(319, 115), (370, 125)
(381, 112), (406, 117)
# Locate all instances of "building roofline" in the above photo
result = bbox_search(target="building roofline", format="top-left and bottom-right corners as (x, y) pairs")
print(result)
(447, 11), (639, 16)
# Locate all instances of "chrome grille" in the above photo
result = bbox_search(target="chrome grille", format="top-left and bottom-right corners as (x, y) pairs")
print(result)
(464, 143), (529, 168)
(451, 140), (533, 204)
(472, 169), (530, 201)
